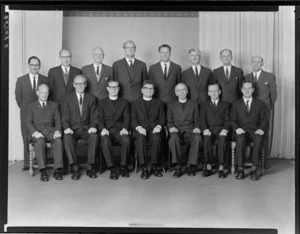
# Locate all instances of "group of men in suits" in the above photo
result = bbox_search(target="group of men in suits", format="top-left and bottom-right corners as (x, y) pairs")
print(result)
(15, 40), (277, 182)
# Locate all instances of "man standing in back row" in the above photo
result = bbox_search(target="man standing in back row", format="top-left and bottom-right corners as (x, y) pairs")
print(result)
(82, 47), (113, 102)
(244, 56), (277, 169)
(211, 49), (244, 105)
(148, 44), (181, 105)
(15, 56), (48, 171)
(48, 49), (81, 112)
(112, 40), (147, 103)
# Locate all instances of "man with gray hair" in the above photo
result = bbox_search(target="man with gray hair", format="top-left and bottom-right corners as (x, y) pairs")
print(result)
(82, 47), (113, 101)
(182, 48), (212, 104)
(48, 49), (81, 111)
(112, 40), (147, 103)
(244, 56), (277, 169)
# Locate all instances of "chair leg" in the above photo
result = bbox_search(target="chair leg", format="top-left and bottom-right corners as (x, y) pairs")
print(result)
(168, 148), (171, 172)
(231, 142), (236, 174)
(29, 143), (34, 176)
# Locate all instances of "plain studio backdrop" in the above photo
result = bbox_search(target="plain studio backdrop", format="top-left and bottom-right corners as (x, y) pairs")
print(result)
(8, 7), (295, 161)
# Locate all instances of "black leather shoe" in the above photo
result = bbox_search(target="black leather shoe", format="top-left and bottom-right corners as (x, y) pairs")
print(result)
(40, 171), (49, 182)
(110, 167), (118, 180)
(187, 166), (196, 177)
(86, 168), (97, 179)
(218, 170), (227, 179)
(235, 170), (245, 180)
(22, 166), (30, 171)
(71, 169), (81, 180)
(173, 168), (182, 178)
(250, 170), (260, 181)
(53, 169), (63, 180)
(120, 166), (130, 178)
(202, 170), (213, 177)
(141, 168), (149, 179)
(153, 167), (163, 177)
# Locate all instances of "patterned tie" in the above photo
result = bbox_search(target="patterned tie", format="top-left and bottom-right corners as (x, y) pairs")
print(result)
(225, 68), (229, 79)
(195, 66), (199, 77)
(164, 64), (167, 80)
(79, 95), (83, 117)
(33, 76), (36, 91)
(246, 100), (250, 113)
(64, 68), (68, 86)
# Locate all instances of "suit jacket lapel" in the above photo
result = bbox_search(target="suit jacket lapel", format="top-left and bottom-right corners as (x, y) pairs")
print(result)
(25, 74), (34, 92)
(228, 66), (235, 83)
(166, 62), (173, 79)
(81, 93), (88, 119)
(198, 66), (205, 88)
(99, 65), (106, 83)
(257, 70), (265, 86)
(123, 58), (132, 83)
(73, 92), (81, 118)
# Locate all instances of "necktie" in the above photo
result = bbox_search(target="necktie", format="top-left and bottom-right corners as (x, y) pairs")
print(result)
(213, 101), (217, 106)
(64, 68), (68, 86)
(33, 76), (36, 91)
(246, 100), (250, 113)
(195, 66), (199, 77)
(42, 102), (46, 108)
(79, 95), (83, 117)
(253, 73), (258, 83)
(164, 64), (167, 80)
(128, 60), (134, 82)
(96, 66), (100, 76)
(96, 66), (100, 82)
(225, 68), (229, 79)
(129, 60), (133, 67)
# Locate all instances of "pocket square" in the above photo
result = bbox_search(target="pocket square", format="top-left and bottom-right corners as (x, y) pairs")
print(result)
(105, 77), (108, 80)
(264, 82), (269, 84)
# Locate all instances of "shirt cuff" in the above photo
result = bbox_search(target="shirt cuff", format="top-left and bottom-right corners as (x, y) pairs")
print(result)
(32, 131), (38, 137)
(136, 126), (142, 131)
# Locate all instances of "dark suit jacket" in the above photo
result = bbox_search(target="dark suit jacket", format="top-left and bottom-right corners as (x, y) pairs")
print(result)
(148, 61), (181, 104)
(131, 98), (166, 130)
(211, 65), (244, 104)
(182, 65), (212, 104)
(200, 100), (230, 132)
(15, 73), (48, 115)
(26, 101), (61, 137)
(112, 58), (147, 103)
(167, 100), (200, 133)
(48, 65), (81, 104)
(230, 98), (267, 132)
(62, 92), (98, 131)
(82, 63), (113, 101)
(244, 70), (277, 110)
(98, 97), (130, 131)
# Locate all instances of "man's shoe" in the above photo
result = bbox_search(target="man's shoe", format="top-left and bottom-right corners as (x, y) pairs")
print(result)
(153, 167), (163, 177)
(40, 171), (49, 182)
(53, 169), (63, 180)
(110, 167), (118, 180)
(218, 170), (227, 179)
(250, 170), (260, 181)
(22, 166), (30, 171)
(235, 170), (245, 180)
(71, 169), (81, 180)
(201, 170), (213, 177)
(173, 168), (182, 178)
(86, 168), (97, 179)
(141, 168), (149, 179)
(120, 166), (130, 178)
(187, 166), (196, 177)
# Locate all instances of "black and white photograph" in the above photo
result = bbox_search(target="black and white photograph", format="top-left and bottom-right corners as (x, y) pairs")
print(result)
(0, 3), (298, 234)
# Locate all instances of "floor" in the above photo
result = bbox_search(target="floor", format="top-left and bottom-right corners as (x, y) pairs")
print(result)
(6, 159), (295, 233)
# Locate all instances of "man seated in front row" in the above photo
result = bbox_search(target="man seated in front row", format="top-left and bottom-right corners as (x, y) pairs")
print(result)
(200, 83), (230, 178)
(98, 80), (131, 180)
(131, 80), (166, 179)
(62, 75), (99, 180)
(231, 81), (267, 181)
(167, 83), (202, 178)
(27, 84), (64, 181)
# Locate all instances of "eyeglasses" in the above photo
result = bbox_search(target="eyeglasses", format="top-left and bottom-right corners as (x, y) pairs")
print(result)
(29, 64), (40, 67)
(74, 83), (86, 86)
(143, 87), (154, 91)
(108, 86), (119, 89)
(60, 56), (71, 59)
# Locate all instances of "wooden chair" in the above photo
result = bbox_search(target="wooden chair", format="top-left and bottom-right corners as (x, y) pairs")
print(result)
(231, 141), (265, 175)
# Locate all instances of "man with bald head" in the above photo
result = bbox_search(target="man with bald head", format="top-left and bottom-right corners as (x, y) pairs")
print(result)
(182, 48), (212, 104)
(82, 47), (113, 101)
(27, 84), (64, 181)
(244, 56), (277, 168)
(167, 83), (202, 178)
(211, 49), (244, 105)
(48, 49), (81, 111)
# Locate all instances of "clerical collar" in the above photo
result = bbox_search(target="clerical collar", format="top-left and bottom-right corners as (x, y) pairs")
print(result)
(109, 96), (118, 100)
(179, 99), (187, 103)
(143, 97), (152, 101)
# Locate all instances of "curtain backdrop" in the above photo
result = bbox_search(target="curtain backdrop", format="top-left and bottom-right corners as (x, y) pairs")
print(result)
(8, 10), (63, 161)
(198, 7), (295, 159)
(8, 7), (295, 161)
